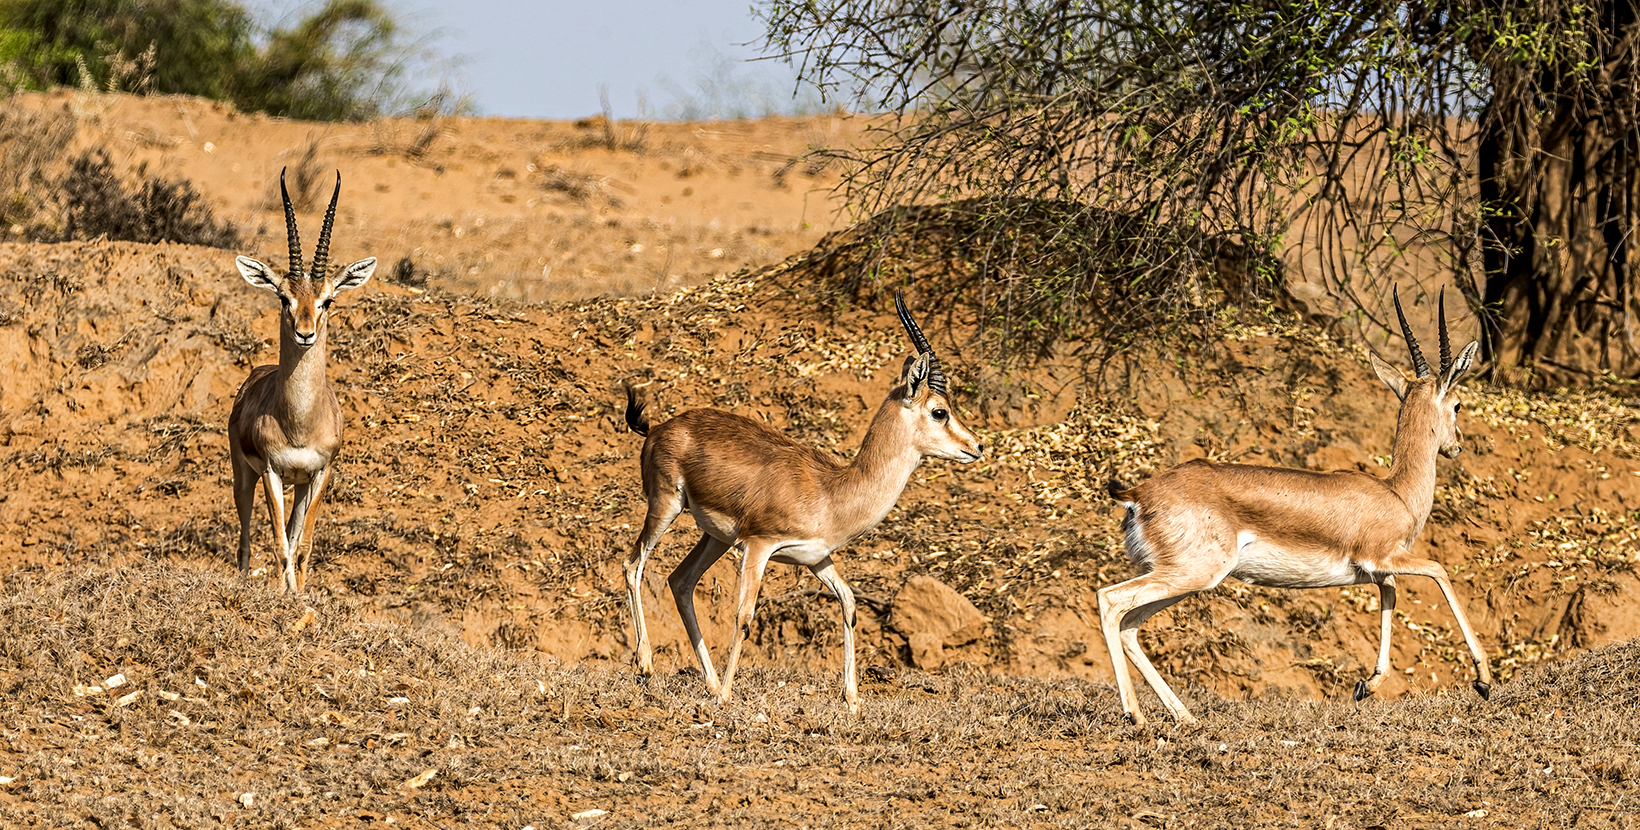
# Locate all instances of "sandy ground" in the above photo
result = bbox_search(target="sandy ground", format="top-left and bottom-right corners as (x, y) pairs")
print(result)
(1, 91), (1639, 826)
(21, 89), (853, 301)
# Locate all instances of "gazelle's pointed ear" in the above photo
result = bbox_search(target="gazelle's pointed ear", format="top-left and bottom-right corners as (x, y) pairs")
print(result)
(903, 352), (932, 404)
(330, 257), (376, 293)
(236, 256), (283, 293)
(1443, 341), (1479, 389)
(1369, 351), (1408, 401)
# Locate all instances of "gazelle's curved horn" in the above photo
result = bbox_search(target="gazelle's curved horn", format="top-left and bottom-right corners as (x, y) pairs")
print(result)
(279, 167), (303, 276)
(311, 171), (342, 280)
(1437, 286), (1452, 380)
(895, 292), (948, 396)
(1393, 285), (1431, 378)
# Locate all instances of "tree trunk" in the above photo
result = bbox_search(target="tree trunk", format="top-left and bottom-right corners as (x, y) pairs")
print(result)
(1475, 2), (1640, 384)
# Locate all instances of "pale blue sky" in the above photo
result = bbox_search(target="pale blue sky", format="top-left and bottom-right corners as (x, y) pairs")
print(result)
(251, 0), (819, 119)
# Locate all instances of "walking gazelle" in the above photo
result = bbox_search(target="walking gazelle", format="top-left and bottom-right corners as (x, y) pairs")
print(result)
(1101, 287), (1493, 725)
(620, 295), (983, 712)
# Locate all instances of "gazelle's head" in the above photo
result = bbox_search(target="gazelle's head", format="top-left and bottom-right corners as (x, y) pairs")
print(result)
(1369, 286), (1479, 458)
(235, 169), (376, 350)
(893, 293), (984, 463)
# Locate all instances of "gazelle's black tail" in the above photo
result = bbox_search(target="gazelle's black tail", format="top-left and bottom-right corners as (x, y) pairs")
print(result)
(624, 380), (652, 437)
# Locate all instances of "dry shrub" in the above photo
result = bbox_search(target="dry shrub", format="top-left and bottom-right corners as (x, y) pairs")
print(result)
(533, 162), (622, 207)
(50, 149), (240, 247)
(0, 99), (76, 237)
(283, 133), (328, 211)
(783, 198), (1276, 368)
(387, 254), (430, 287)
(363, 90), (471, 164)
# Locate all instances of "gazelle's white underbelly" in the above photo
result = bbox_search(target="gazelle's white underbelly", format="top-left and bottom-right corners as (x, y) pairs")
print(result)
(1229, 531), (1361, 589)
(770, 540), (833, 568)
(684, 494), (833, 568)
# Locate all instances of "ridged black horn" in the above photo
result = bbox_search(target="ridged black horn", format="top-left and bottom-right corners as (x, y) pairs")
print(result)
(279, 167), (303, 276)
(895, 292), (948, 396)
(1392, 285), (1430, 378)
(311, 171), (342, 281)
(1437, 286), (1452, 380)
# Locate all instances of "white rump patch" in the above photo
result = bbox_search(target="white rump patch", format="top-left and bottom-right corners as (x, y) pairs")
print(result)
(1120, 505), (1155, 571)
(269, 447), (327, 475)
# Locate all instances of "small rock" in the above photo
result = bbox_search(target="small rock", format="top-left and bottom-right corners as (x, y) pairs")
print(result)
(908, 632), (945, 670)
(891, 575), (986, 649)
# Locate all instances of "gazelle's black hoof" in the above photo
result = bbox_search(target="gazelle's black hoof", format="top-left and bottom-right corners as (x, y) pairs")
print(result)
(1473, 680), (1492, 700)
(1353, 680), (1373, 702)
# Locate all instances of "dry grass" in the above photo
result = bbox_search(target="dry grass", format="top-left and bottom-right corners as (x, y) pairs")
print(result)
(1, 564), (1638, 828)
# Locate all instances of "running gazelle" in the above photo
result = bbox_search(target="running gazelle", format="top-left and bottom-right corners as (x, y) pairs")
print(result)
(1101, 287), (1492, 724)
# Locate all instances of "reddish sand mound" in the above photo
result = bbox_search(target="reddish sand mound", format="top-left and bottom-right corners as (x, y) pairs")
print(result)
(3, 235), (1638, 711)
(8, 90), (854, 302)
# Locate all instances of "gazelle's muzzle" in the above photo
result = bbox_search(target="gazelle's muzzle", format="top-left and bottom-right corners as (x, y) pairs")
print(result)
(291, 309), (320, 347)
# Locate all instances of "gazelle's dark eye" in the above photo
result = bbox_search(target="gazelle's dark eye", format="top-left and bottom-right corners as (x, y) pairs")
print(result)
(1454, 402), (1463, 413)
(931, 408), (949, 422)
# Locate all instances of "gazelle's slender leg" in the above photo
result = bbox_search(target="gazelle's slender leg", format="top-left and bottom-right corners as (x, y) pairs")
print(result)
(808, 556), (860, 714)
(1355, 574), (1398, 701)
(288, 467), (330, 594)
(1382, 557), (1493, 698)
(667, 533), (733, 694)
(1118, 594), (1194, 722)
(232, 453), (258, 575)
(1098, 573), (1197, 726)
(716, 539), (776, 704)
(624, 490), (684, 675)
(258, 469), (294, 594)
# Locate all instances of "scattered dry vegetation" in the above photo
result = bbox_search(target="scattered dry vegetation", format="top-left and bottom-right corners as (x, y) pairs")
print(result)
(0, 94), (238, 246)
(2, 564), (1638, 828)
(2, 93), (1639, 827)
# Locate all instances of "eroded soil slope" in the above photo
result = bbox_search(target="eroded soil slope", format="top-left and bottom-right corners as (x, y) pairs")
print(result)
(3, 238), (1638, 712)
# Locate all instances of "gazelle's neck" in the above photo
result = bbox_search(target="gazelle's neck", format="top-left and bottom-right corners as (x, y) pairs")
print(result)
(276, 319), (331, 436)
(832, 396), (924, 538)
(1385, 389), (1441, 534)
